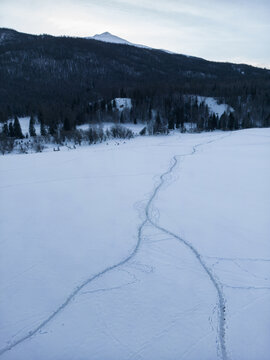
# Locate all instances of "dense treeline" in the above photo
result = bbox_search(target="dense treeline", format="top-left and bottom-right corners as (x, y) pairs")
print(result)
(0, 28), (269, 131)
(0, 122), (134, 155)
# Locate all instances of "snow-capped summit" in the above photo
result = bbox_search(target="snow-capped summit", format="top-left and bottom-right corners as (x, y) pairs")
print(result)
(86, 31), (151, 50)
(90, 32), (132, 45)
(88, 32), (180, 54)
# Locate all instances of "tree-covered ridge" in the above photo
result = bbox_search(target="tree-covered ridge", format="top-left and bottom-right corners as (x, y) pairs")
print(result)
(0, 28), (269, 131)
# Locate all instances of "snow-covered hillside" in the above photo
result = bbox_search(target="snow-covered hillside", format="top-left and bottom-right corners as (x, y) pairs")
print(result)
(0, 129), (269, 360)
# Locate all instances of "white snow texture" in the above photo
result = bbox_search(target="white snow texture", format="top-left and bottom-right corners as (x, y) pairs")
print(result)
(0, 129), (269, 360)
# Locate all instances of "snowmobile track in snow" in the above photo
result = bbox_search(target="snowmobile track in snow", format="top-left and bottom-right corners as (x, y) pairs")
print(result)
(145, 134), (230, 360)
(0, 133), (229, 359)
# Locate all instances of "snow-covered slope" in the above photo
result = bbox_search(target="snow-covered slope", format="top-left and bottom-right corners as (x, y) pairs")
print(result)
(0, 129), (269, 360)
(87, 31), (150, 49)
(87, 32), (195, 55)
(188, 96), (233, 117)
(113, 97), (132, 111)
(90, 32), (132, 45)
(197, 96), (234, 117)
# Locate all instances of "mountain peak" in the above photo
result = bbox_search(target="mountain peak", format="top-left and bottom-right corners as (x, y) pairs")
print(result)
(100, 31), (112, 36)
(91, 32), (131, 45)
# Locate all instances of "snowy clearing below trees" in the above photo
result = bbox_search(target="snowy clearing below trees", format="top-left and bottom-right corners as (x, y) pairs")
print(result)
(0, 129), (269, 360)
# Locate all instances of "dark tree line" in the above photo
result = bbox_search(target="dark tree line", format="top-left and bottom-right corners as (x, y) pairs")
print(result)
(0, 119), (135, 154)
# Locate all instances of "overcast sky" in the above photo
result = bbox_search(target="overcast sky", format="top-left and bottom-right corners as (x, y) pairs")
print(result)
(0, 0), (269, 68)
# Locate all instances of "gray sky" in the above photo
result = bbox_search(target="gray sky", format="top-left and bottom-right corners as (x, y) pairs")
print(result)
(0, 0), (269, 68)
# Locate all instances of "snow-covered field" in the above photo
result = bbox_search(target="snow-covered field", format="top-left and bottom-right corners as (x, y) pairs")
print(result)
(0, 129), (269, 360)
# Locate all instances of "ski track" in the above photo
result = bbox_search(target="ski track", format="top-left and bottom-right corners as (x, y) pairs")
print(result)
(0, 133), (229, 359)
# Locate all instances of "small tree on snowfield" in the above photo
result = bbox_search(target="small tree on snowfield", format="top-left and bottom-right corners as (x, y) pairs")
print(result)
(13, 116), (24, 138)
(29, 115), (36, 137)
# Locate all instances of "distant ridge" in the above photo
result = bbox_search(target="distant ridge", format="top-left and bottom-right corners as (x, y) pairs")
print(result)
(0, 27), (269, 124)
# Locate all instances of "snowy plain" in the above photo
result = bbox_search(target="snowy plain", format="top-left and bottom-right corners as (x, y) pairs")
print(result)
(0, 129), (269, 360)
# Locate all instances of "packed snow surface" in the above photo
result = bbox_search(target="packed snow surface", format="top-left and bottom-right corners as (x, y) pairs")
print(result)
(0, 129), (269, 360)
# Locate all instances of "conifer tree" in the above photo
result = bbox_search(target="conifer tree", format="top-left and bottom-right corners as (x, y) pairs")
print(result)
(120, 88), (126, 98)
(168, 115), (175, 130)
(107, 101), (112, 113)
(212, 114), (218, 130)
(2, 123), (9, 137)
(49, 123), (56, 136)
(220, 112), (228, 131)
(40, 122), (46, 136)
(148, 105), (152, 120)
(38, 111), (47, 136)
(29, 115), (36, 137)
(64, 117), (71, 131)
(153, 112), (163, 134)
(228, 112), (235, 130)
(8, 122), (14, 137)
(13, 116), (24, 138)
(120, 112), (124, 124)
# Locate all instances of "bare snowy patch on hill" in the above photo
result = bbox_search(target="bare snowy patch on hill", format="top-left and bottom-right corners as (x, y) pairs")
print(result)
(198, 96), (234, 117)
(113, 98), (132, 111)
(2, 117), (40, 137)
